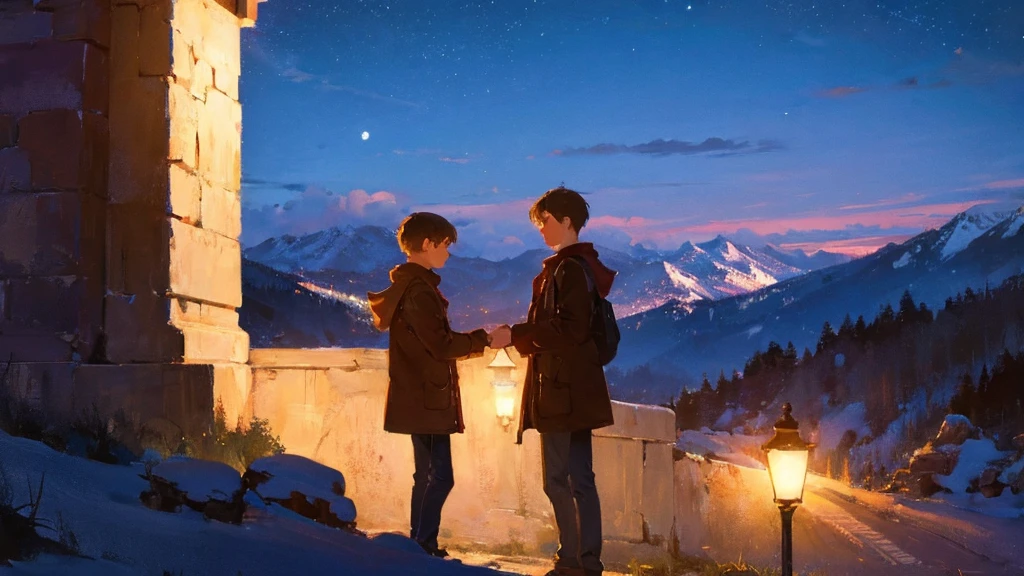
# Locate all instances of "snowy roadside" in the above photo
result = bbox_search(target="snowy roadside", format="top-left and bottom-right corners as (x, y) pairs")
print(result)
(0, 431), (500, 576)
(806, 473), (1024, 571)
(677, 428), (1024, 572)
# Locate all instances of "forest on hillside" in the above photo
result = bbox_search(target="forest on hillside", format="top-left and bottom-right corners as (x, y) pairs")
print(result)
(627, 274), (1024, 481)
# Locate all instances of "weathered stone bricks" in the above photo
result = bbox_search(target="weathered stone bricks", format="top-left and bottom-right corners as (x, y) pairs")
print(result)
(197, 89), (241, 191)
(190, 60), (213, 100)
(109, 76), (169, 205)
(168, 218), (241, 307)
(0, 192), (104, 277)
(170, 29), (194, 87)
(103, 291), (185, 363)
(201, 183), (241, 239)
(139, 1), (172, 76)
(50, 0), (112, 48)
(105, 204), (171, 295)
(19, 109), (83, 189)
(0, 115), (17, 148)
(0, 8), (52, 45)
(168, 81), (199, 169)
(0, 41), (91, 115)
(168, 162), (200, 224)
(110, 4), (139, 80)
(0, 148), (30, 193)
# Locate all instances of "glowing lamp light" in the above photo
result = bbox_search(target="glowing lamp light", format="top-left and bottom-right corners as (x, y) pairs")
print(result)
(487, 348), (518, 430)
(761, 402), (814, 576)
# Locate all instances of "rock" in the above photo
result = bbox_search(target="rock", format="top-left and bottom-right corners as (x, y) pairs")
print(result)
(139, 457), (245, 524)
(910, 450), (955, 476)
(1012, 471), (1024, 496)
(917, 473), (951, 498)
(1013, 433), (1024, 452)
(244, 454), (358, 533)
(881, 468), (910, 493)
(934, 415), (979, 447)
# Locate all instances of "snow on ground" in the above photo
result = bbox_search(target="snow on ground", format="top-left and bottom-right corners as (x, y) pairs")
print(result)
(249, 454), (356, 522)
(934, 437), (1015, 494)
(816, 401), (871, 455)
(0, 431), (496, 576)
(150, 457), (242, 501)
(676, 429), (766, 469)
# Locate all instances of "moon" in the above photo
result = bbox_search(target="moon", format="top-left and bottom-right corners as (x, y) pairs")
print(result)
(361, 131), (370, 141)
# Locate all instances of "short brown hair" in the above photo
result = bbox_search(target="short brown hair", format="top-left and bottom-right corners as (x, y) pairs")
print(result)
(397, 212), (458, 255)
(529, 186), (590, 233)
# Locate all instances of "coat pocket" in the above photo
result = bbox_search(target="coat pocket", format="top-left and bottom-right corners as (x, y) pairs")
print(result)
(423, 365), (452, 411)
(537, 357), (572, 418)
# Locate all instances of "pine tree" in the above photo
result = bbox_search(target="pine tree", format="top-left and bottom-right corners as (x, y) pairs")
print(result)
(817, 321), (837, 353)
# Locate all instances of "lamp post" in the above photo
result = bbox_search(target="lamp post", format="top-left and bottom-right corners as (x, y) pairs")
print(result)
(487, 348), (518, 430)
(761, 403), (813, 576)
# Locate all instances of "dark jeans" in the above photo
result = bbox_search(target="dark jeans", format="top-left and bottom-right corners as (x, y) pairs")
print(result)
(541, 429), (603, 573)
(410, 433), (454, 550)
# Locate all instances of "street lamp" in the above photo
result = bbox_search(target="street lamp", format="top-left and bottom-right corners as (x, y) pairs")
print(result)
(487, 348), (518, 430)
(761, 403), (814, 576)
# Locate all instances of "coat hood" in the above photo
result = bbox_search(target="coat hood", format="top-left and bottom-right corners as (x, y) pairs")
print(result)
(367, 263), (445, 331)
(538, 242), (617, 298)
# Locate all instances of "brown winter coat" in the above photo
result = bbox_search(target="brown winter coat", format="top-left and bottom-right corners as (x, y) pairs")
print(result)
(510, 243), (616, 443)
(368, 263), (488, 435)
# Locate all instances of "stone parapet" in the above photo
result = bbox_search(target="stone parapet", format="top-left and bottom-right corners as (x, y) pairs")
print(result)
(249, 347), (676, 564)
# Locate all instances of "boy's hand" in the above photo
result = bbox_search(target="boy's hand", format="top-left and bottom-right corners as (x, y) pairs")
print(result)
(488, 325), (512, 349)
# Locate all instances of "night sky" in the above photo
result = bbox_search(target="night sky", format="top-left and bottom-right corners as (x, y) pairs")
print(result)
(239, 0), (1024, 259)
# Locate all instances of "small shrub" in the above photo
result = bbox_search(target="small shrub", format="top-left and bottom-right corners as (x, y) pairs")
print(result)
(68, 406), (155, 465)
(180, 399), (285, 472)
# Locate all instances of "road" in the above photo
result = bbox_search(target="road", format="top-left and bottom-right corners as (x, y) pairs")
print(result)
(790, 481), (1021, 575)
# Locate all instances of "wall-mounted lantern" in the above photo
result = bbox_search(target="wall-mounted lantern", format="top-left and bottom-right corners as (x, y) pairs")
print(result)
(487, 348), (518, 430)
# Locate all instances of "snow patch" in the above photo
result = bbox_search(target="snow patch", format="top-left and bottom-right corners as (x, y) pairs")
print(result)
(934, 438), (1012, 493)
(892, 252), (912, 269)
(151, 457), (242, 501)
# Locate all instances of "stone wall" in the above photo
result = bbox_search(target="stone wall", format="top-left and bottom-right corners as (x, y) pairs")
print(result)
(0, 0), (258, 435)
(249, 347), (677, 564)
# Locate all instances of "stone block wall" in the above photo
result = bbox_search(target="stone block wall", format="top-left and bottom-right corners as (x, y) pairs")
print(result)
(249, 347), (678, 565)
(0, 0), (110, 365)
(1, 0), (257, 432)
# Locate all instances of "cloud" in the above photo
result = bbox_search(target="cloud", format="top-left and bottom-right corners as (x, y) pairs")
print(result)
(819, 86), (869, 98)
(552, 137), (783, 158)
(979, 178), (1024, 190)
(242, 186), (405, 246)
(242, 177), (307, 193)
(839, 193), (926, 211)
(438, 156), (471, 164)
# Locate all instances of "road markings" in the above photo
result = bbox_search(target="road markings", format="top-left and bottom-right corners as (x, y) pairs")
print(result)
(810, 510), (920, 566)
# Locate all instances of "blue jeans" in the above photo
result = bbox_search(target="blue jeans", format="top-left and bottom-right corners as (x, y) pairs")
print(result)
(541, 430), (603, 573)
(410, 433), (454, 550)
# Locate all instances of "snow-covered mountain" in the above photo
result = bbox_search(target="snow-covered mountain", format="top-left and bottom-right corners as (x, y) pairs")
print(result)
(241, 227), (845, 332)
(245, 226), (401, 274)
(612, 204), (1024, 402)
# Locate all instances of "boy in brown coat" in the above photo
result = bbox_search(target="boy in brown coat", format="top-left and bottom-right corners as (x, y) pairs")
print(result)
(504, 187), (617, 576)
(367, 212), (509, 557)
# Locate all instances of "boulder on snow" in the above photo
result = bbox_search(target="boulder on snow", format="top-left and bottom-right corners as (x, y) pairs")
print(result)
(880, 468), (911, 493)
(1013, 433), (1024, 453)
(969, 467), (1007, 498)
(244, 454), (357, 532)
(139, 457), (245, 524)
(917, 473), (952, 498)
(934, 415), (979, 447)
(909, 450), (955, 476)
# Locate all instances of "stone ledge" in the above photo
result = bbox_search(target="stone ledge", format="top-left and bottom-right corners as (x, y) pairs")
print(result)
(249, 347), (387, 370)
(596, 401), (676, 443)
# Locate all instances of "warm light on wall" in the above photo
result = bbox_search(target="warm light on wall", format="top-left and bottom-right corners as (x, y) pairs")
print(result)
(487, 348), (518, 430)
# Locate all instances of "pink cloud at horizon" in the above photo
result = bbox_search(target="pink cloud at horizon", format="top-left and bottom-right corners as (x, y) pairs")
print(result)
(673, 200), (998, 237)
(779, 235), (914, 257)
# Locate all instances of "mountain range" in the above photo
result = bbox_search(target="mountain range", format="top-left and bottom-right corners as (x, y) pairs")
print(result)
(242, 228), (848, 332)
(238, 203), (1024, 402)
(611, 204), (1024, 401)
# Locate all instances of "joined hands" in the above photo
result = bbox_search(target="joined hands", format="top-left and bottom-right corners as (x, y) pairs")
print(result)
(487, 324), (512, 349)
